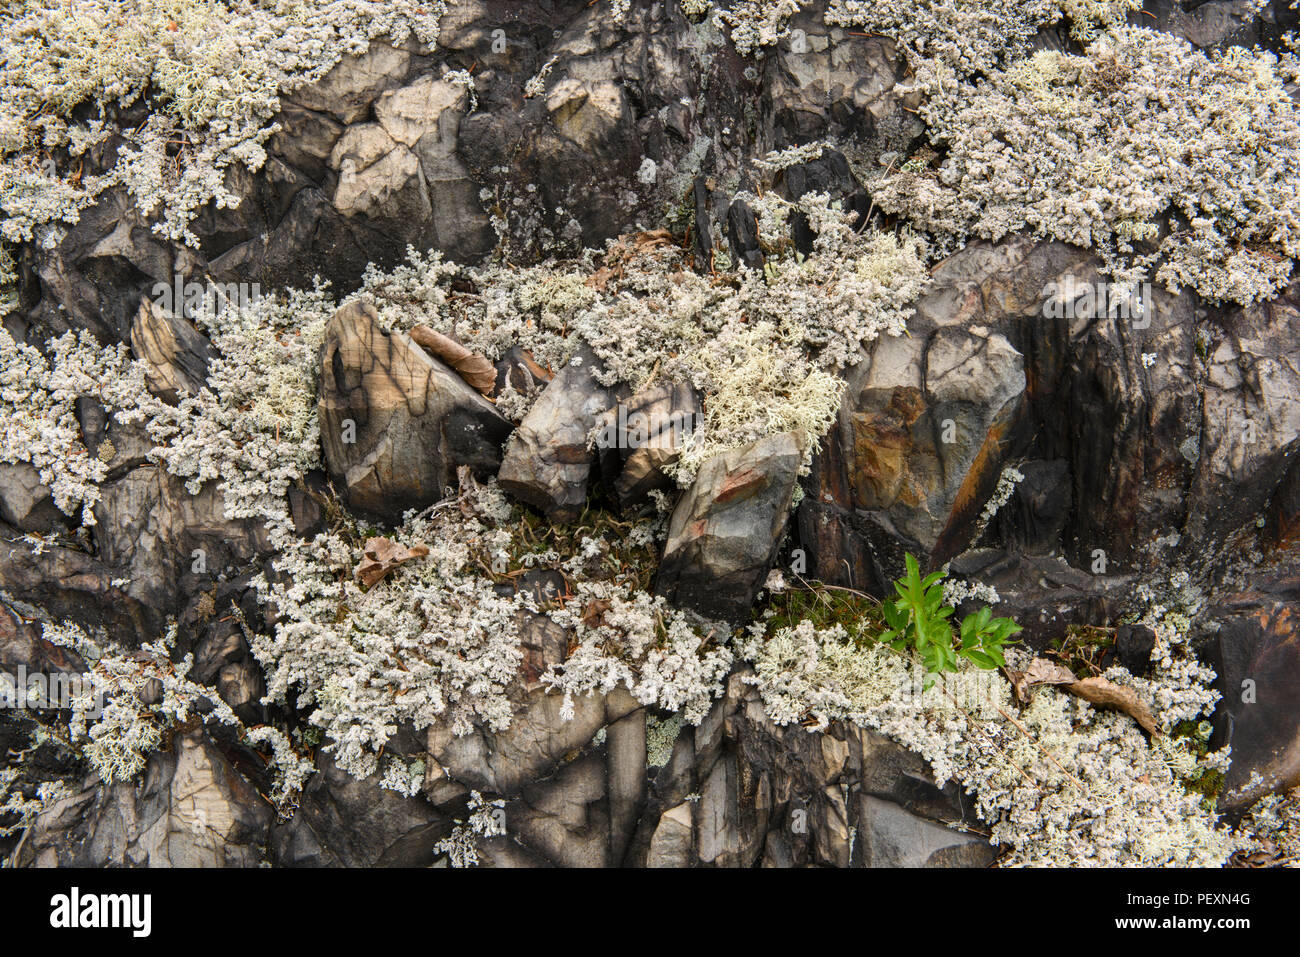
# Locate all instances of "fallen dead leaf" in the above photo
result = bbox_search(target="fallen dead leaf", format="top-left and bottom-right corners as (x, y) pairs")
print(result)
(1007, 657), (1159, 736)
(354, 536), (430, 588)
(410, 325), (497, 395)
(581, 598), (612, 629)
(1006, 657), (1076, 704)
(1064, 676), (1160, 736)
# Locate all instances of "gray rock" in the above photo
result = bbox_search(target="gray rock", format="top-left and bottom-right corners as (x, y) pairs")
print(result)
(646, 802), (693, 868)
(318, 300), (512, 523)
(91, 466), (269, 615)
(594, 381), (701, 509)
(856, 795), (995, 867)
(130, 298), (216, 404)
(0, 462), (63, 532)
(14, 730), (272, 867)
(425, 686), (641, 801)
(497, 350), (618, 523)
(1185, 282), (1300, 549)
(271, 748), (445, 867)
(284, 41), (411, 125)
(656, 430), (807, 623)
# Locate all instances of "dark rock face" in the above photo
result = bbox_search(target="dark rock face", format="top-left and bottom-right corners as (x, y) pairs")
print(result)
(1206, 574), (1300, 811)
(318, 300), (512, 523)
(657, 431), (807, 623)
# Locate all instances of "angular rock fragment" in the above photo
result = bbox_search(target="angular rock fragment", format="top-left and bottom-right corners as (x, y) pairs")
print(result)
(856, 795), (996, 868)
(725, 199), (763, 270)
(0, 462), (63, 532)
(130, 297), (216, 404)
(656, 431), (807, 623)
(593, 381), (701, 509)
(646, 802), (693, 867)
(318, 300), (512, 524)
(798, 237), (1050, 591)
(497, 349), (618, 523)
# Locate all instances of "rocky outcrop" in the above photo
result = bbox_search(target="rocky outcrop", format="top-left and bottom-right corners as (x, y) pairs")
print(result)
(318, 300), (512, 523)
(13, 731), (272, 868)
(657, 431), (807, 623)
(6, 0), (1300, 871)
(798, 234), (1299, 601)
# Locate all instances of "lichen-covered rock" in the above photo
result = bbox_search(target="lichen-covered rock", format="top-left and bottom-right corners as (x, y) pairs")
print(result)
(656, 430), (807, 623)
(0, 601), (85, 678)
(318, 300), (512, 523)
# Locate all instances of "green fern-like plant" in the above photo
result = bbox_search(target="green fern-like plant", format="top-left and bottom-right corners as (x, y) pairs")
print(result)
(880, 553), (1021, 679)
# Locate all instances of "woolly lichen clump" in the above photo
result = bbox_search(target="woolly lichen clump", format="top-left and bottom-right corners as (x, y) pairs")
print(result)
(872, 26), (1300, 303)
(0, 1), (445, 245)
(737, 603), (1235, 866)
(361, 195), (928, 481)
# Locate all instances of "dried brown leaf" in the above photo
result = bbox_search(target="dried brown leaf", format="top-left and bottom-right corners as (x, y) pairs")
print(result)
(410, 325), (497, 395)
(1064, 676), (1160, 736)
(1006, 657), (1076, 703)
(354, 536), (430, 588)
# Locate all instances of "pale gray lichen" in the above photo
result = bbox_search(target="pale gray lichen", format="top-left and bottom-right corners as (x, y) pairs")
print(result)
(736, 615), (1237, 866)
(871, 26), (1300, 303)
